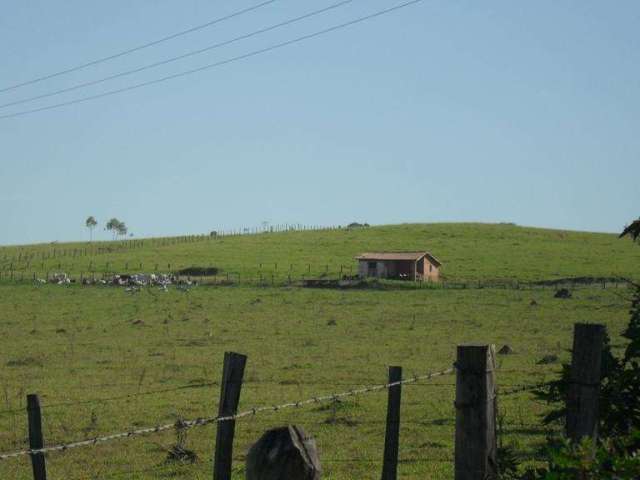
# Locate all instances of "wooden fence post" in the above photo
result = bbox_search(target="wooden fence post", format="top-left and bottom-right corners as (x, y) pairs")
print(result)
(27, 394), (47, 480)
(213, 352), (247, 480)
(454, 344), (497, 480)
(566, 323), (605, 443)
(381, 366), (402, 480)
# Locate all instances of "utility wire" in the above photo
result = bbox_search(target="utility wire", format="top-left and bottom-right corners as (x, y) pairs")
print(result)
(0, 0), (425, 120)
(0, 0), (356, 110)
(0, 0), (278, 94)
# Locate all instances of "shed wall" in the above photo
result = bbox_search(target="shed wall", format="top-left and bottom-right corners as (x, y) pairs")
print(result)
(358, 259), (424, 281)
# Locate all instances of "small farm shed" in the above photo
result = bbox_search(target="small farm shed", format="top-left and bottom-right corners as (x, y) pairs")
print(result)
(355, 251), (441, 281)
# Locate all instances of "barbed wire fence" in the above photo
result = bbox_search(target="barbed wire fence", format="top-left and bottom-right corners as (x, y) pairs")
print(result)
(0, 322), (606, 480)
(0, 263), (634, 293)
(0, 224), (347, 271)
(0, 222), (636, 292)
(0, 367), (454, 461)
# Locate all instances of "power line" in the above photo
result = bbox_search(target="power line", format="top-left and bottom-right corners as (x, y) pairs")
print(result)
(0, 0), (356, 110)
(0, 0), (426, 120)
(0, 0), (278, 94)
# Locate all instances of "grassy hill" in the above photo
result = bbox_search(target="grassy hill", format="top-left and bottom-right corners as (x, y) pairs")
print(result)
(0, 223), (638, 479)
(1, 223), (639, 281)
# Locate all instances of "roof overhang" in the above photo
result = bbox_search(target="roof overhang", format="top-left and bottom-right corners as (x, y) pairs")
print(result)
(355, 252), (441, 266)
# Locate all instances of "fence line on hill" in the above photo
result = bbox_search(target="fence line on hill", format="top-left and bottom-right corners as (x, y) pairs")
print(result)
(0, 224), (348, 269)
(0, 323), (606, 480)
(0, 266), (634, 293)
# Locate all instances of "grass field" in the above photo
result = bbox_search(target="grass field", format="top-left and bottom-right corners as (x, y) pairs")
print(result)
(2, 223), (640, 281)
(0, 223), (638, 479)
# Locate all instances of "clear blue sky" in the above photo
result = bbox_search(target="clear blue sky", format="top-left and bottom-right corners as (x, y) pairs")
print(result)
(1, 0), (638, 245)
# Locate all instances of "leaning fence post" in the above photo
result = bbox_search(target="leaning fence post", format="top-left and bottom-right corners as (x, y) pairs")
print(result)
(566, 323), (605, 444)
(454, 344), (497, 480)
(381, 366), (402, 480)
(213, 352), (247, 480)
(27, 394), (47, 480)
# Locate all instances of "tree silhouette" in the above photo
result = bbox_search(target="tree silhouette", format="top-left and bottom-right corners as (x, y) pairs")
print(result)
(85, 216), (97, 242)
(105, 218), (122, 240)
(116, 222), (128, 239)
(620, 218), (640, 242)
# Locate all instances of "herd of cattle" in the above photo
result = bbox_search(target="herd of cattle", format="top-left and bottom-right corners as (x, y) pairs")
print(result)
(37, 272), (196, 289)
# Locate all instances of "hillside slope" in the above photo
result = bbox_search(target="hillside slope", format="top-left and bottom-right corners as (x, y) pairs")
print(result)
(1, 223), (638, 281)
(0, 223), (638, 479)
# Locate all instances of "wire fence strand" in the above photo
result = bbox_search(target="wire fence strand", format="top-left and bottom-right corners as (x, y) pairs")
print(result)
(0, 365), (454, 461)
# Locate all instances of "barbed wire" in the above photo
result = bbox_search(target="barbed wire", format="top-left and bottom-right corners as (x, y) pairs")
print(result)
(0, 381), (219, 416)
(2, 272), (635, 294)
(0, 380), (545, 418)
(0, 362), (548, 417)
(0, 365), (454, 461)
(498, 382), (546, 397)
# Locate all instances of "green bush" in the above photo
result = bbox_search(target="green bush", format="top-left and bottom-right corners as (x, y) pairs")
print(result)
(535, 285), (640, 440)
(517, 285), (640, 479)
(521, 432), (640, 479)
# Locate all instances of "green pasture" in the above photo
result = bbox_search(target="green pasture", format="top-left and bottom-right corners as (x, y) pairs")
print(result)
(0, 223), (637, 478)
(1, 223), (639, 282)
(0, 282), (637, 480)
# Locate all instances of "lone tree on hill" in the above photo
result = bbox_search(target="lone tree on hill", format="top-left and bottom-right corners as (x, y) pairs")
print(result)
(106, 218), (123, 240)
(85, 216), (97, 241)
(116, 221), (128, 239)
